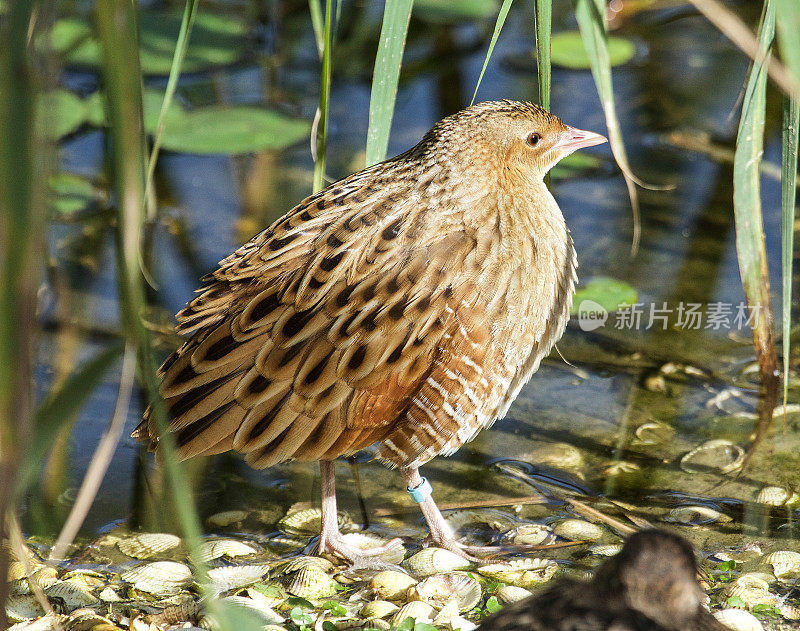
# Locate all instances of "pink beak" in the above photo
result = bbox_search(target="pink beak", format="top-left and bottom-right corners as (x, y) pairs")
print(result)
(555, 125), (608, 154)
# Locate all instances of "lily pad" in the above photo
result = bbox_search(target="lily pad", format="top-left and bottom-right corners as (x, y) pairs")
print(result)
(37, 89), (87, 140)
(550, 31), (635, 69)
(571, 277), (638, 314)
(48, 11), (247, 75)
(49, 173), (104, 215)
(414, 0), (498, 22)
(142, 91), (310, 155)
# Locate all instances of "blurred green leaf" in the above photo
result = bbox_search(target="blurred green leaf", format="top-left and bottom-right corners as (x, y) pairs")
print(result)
(84, 91), (106, 126)
(571, 277), (638, 314)
(18, 343), (124, 494)
(365, 0), (414, 166)
(414, 0), (498, 22)
(37, 89), (86, 139)
(49, 11), (246, 75)
(550, 151), (602, 178)
(48, 173), (104, 215)
(550, 31), (635, 69)
(727, 595), (746, 609)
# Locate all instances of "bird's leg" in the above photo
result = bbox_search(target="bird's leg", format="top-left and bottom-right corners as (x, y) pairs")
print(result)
(318, 460), (403, 565)
(402, 467), (491, 561)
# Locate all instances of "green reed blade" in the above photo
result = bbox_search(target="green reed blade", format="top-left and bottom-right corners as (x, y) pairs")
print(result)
(781, 98), (798, 406)
(775, 0), (800, 86)
(0, 0), (41, 588)
(365, 0), (414, 166)
(733, 0), (778, 388)
(534, 0), (551, 110)
(573, 0), (642, 254)
(313, 0), (333, 192)
(144, 0), (198, 219)
(471, 0), (513, 106)
(776, 0), (800, 407)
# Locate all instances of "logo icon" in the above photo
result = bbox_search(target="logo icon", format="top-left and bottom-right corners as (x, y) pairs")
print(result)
(577, 300), (608, 332)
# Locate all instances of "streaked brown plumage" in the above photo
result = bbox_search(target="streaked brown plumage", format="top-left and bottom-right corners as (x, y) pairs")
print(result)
(477, 529), (728, 631)
(133, 100), (606, 561)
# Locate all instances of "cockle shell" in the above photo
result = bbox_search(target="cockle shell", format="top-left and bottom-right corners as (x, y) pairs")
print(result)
(510, 524), (554, 546)
(360, 600), (400, 619)
(276, 555), (333, 575)
(665, 505), (728, 525)
(725, 574), (778, 608)
(370, 570), (417, 601)
(391, 601), (435, 626)
(207, 564), (270, 593)
(553, 519), (604, 541)
(404, 548), (471, 577)
(408, 573), (481, 611)
(755, 486), (798, 506)
(286, 567), (339, 599)
(680, 439), (744, 474)
(206, 510), (249, 528)
(478, 559), (558, 587)
(495, 585), (532, 604)
(477, 558), (558, 588)
(5, 594), (45, 622)
(198, 539), (259, 561)
(712, 608), (763, 631)
(279, 505), (352, 536)
(120, 561), (193, 596)
(633, 421), (674, 445)
(761, 550), (800, 578)
(44, 579), (100, 610)
(117, 533), (181, 559)
(588, 544), (623, 557)
(220, 595), (284, 625)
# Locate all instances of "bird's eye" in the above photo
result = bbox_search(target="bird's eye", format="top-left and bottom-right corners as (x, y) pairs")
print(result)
(526, 132), (541, 147)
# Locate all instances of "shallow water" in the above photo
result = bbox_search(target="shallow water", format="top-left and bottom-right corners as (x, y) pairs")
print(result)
(30, 0), (797, 593)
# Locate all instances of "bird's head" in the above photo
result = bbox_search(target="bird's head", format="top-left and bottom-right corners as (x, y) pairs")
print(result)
(414, 100), (607, 185)
(594, 529), (705, 629)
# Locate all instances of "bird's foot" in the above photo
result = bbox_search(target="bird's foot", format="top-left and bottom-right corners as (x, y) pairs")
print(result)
(426, 534), (499, 562)
(318, 532), (405, 568)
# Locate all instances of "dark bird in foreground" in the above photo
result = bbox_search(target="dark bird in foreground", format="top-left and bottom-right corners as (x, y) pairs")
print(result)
(477, 529), (729, 631)
(133, 100), (606, 563)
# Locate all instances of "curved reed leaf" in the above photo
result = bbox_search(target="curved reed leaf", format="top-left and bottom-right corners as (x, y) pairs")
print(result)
(573, 0), (643, 255)
(144, 0), (198, 219)
(732, 0), (778, 398)
(366, 0), (414, 166)
(534, 0), (551, 110)
(471, 0), (513, 106)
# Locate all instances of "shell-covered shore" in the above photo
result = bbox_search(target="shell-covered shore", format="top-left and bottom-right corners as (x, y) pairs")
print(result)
(8, 498), (800, 631)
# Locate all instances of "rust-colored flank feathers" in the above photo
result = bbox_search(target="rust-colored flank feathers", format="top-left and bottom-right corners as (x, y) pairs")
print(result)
(133, 100), (607, 561)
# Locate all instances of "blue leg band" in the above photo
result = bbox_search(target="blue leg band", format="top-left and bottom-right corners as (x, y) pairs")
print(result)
(407, 477), (433, 503)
